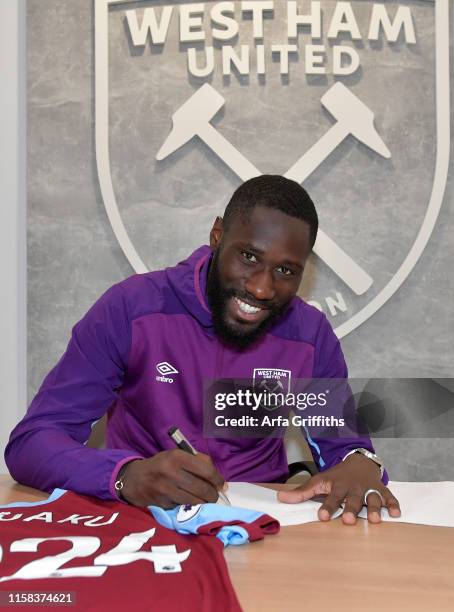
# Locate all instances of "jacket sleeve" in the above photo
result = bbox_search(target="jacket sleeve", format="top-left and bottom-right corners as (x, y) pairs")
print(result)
(4, 283), (144, 499)
(303, 315), (388, 484)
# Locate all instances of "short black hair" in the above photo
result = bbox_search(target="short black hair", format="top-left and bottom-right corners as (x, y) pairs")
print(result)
(222, 175), (318, 247)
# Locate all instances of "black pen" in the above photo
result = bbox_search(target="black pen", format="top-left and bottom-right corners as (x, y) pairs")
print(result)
(168, 426), (230, 505)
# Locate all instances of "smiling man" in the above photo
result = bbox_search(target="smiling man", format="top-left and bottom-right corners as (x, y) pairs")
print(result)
(5, 175), (400, 525)
(207, 181), (313, 348)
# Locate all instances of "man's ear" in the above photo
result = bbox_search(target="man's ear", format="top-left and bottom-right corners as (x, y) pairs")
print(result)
(209, 217), (224, 251)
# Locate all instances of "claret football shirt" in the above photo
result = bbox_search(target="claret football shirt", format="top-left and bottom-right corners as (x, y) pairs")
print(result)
(0, 490), (244, 611)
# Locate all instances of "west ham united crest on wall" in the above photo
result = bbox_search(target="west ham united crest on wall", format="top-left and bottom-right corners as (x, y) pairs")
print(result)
(94, 0), (450, 338)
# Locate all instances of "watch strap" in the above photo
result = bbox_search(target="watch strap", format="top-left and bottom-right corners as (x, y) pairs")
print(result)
(342, 448), (385, 479)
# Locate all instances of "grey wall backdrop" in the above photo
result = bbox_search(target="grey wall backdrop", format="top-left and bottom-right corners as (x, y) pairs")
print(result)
(26, 0), (453, 480)
(0, 1), (26, 473)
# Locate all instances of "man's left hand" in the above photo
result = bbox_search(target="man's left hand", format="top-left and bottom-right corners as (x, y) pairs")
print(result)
(277, 453), (401, 525)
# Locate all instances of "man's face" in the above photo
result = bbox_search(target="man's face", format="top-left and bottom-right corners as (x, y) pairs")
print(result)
(206, 206), (312, 348)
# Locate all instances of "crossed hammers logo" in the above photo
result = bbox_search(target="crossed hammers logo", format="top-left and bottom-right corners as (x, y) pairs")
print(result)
(156, 83), (391, 297)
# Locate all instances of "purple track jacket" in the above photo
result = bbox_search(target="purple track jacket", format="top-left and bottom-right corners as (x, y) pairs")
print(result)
(5, 247), (376, 499)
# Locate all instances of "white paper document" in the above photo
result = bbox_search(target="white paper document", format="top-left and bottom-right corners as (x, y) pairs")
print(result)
(226, 481), (454, 528)
(225, 482), (343, 526)
(358, 480), (454, 528)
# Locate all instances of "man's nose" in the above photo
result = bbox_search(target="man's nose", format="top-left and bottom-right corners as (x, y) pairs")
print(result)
(244, 269), (276, 302)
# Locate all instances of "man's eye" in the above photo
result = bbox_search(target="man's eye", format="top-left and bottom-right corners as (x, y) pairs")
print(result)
(241, 251), (258, 263)
(277, 266), (293, 276)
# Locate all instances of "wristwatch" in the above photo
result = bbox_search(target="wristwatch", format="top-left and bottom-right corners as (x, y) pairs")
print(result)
(342, 448), (385, 479)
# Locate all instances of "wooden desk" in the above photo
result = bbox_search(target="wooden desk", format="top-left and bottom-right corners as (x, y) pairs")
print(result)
(1, 476), (453, 611)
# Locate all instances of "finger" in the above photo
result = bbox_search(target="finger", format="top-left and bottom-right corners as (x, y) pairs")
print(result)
(277, 476), (331, 504)
(318, 486), (347, 521)
(365, 491), (383, 524)
(156, 484), (207, 509)
(342, 493), (364, 525)
(177, 470), (219, 503)
(173, 487), (209, 507)
(173, 450), (225, 490)
(383, 488), (401, 518)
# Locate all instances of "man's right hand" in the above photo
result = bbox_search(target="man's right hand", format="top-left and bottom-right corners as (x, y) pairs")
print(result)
(118, 450), (225, 508)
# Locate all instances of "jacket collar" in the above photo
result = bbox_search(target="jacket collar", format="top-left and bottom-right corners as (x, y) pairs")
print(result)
(165, 245), (214, 329)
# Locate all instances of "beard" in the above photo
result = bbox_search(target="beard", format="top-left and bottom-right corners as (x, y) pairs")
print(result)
(206, 249), (290, 349)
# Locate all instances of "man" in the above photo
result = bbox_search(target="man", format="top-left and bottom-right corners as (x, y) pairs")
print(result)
(5, 175), (400, 525)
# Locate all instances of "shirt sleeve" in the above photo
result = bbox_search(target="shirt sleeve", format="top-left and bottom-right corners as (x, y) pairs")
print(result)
(4, 283), (144, 499)
(303, 314), (387, 482)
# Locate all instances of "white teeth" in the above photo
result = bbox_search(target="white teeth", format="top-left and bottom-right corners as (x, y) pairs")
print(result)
(235, 298), (262, 314)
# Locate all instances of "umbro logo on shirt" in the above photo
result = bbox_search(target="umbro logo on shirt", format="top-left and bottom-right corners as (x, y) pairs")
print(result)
(156, 361), (179, 384)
